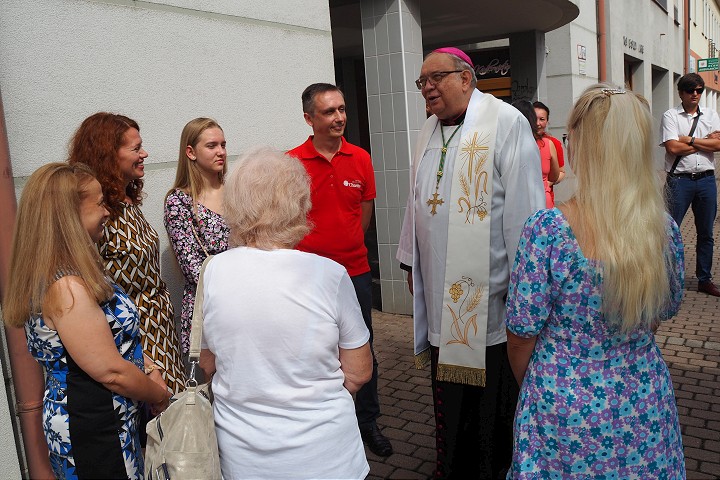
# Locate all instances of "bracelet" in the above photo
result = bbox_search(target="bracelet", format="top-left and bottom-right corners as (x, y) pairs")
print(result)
(144, 364), (164, 375)
(16, 400), (43, 414)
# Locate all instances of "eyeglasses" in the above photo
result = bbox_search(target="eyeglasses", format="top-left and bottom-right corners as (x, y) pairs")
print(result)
(415, 70), (463, 90)
(683, 87), (704, 95)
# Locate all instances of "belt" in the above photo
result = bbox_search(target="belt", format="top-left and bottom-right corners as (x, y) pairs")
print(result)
(667, 170), (715, 180)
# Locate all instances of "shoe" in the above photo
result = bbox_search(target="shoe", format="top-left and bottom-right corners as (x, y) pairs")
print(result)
(698, 281), (720, 297)
(360, 423), (393, 457)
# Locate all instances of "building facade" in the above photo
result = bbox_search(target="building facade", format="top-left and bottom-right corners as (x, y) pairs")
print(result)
(544, 0), (690, 198)
(688, 0), (720, 109)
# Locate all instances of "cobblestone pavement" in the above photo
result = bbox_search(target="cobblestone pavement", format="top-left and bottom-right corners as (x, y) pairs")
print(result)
(366, 202), (720, 479)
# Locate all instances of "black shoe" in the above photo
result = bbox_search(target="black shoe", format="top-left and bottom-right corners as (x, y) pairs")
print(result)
(699, 280), (720, 297)
(360, 423), (393, 457)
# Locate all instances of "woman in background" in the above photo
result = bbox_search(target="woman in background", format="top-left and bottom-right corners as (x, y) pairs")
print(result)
(512, 99), (559, 207)
(3, 163), (170, 479)
(534, 101), (566, 204)
(68, 112), (186, 394)
(200, 146), (372, 479)
(506, 86), (685, 478)
(164, 117), (229, 354)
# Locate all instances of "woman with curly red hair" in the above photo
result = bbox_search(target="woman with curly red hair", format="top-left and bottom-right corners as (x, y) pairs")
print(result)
(68, 112), (186, 395)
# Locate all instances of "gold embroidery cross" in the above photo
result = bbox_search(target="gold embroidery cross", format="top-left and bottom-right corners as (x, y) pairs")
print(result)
(427, 192), (444, 215)
(461, 132), (489, 176)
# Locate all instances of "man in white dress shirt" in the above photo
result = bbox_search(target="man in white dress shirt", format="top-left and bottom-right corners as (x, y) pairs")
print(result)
(397, 47), (545, 479)
(661, 72), (720, 297)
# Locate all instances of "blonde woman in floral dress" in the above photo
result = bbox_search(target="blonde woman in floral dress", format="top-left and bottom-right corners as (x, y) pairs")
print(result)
(68, 112), (186, 394)
(164, 118), (229, 354)
(506, 86), (685, 479)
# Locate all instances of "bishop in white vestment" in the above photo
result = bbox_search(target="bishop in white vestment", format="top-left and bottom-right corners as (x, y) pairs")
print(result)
(397, 47), (545, 479)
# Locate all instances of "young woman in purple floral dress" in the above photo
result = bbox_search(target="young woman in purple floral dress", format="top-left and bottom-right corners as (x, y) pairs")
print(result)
(505, 86), (686, 479)
(165, 118), (230, 353)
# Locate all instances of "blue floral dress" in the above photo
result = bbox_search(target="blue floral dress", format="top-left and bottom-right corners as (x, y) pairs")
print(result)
(26, 281), (145, 480)
(506, 209), (686, 480)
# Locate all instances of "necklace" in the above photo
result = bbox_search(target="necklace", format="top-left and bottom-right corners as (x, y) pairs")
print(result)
(427, 121), (463, 215)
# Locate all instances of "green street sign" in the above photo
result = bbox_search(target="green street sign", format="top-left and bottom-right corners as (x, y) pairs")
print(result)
(698, 57), (719, 72)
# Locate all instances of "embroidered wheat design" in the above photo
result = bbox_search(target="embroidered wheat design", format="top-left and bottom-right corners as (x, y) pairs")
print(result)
(460, 176), (470, 197)
(465, 286), (484, 313)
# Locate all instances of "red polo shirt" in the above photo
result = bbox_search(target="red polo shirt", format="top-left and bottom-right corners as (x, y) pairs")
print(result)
(288, 136), (376, 276)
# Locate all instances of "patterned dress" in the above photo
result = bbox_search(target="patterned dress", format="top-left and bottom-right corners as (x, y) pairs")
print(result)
(164, 189), (229, 353)
(26, 282), (144, 479)
(101, 202), (186, 394)
(506, 209), (686, 480)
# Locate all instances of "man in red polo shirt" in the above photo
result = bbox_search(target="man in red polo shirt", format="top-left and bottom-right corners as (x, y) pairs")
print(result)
(288, 83), (392, 457)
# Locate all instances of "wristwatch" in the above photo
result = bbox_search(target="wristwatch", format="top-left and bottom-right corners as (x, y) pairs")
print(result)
(689, 136), (695, 145)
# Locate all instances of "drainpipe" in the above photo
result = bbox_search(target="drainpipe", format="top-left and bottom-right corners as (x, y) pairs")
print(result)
(684, 0), (689, 74)
(597, 0), (607, 82)
(0, 90), (53, 478)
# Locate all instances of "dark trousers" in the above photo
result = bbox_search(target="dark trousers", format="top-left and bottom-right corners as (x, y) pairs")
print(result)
(350, 272), (380, 426)
(666, 174), (717, 282)
(430, 343), (518, 480)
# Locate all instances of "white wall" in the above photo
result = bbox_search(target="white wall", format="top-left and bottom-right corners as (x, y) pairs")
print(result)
(1, 0), (335, 307)
(0, 358), (22, 478)
(543, 0), (597, 202)
(0, 0), (335, 471)
(605, 0), (685, 93)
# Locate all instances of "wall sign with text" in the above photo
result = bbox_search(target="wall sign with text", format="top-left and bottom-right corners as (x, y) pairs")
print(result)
(468, 48), (511, 79)
(698, 58), (719, 72)
(623, 36), (644, 54)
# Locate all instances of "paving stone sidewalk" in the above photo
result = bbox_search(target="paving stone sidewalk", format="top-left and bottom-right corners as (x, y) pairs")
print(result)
(366, 205), (720, 479)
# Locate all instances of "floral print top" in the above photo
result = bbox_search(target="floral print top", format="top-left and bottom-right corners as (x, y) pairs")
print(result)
(164, 189), (229, 353)
(505, 208), (686, 480)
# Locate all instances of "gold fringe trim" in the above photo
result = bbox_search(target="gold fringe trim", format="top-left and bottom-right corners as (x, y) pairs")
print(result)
(436, 364), (486, 387)
(414, 348), (431, 370)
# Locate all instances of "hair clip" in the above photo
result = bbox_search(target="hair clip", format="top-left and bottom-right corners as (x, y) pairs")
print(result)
(601, 88), (626, 96)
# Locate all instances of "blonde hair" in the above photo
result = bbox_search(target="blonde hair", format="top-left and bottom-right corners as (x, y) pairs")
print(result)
(224, 146), (311, 249)
(3, 163), (113, 327)
(166, 117), (225, 207)
(566, 84), (670, 332)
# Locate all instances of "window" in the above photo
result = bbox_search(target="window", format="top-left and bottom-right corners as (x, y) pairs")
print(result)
(653, 0), (668, 12)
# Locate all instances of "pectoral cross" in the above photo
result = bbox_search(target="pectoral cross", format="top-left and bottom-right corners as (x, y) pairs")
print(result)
(427, 192), (444, 215)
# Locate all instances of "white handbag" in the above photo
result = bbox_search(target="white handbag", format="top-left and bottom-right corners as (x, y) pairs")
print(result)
(145, 257), (221, 480)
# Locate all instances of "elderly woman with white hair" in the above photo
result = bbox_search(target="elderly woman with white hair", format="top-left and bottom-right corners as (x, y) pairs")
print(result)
(199, 146), (372, 479)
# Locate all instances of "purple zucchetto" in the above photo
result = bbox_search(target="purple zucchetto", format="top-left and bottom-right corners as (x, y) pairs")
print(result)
(432, 47), (473, 68)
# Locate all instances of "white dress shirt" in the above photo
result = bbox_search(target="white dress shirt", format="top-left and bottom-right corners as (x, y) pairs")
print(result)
(661, 104), (720, 173)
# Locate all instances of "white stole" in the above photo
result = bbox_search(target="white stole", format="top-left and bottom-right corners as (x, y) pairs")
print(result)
(412, 90), (500, 387)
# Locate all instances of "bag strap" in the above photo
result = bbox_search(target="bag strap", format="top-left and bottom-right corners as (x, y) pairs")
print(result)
(669, 107), (702, 175)
(190, 218), (210, 258)
(188, 256), (214, 383)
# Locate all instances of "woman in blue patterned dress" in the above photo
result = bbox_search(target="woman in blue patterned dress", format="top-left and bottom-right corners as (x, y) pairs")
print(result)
(3, 163), (171, 479)
(164, 118), (229, 354)
(505, 85), (686, 479)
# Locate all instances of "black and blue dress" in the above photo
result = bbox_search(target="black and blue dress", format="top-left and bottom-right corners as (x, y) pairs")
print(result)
(26, 281), (144, 479)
